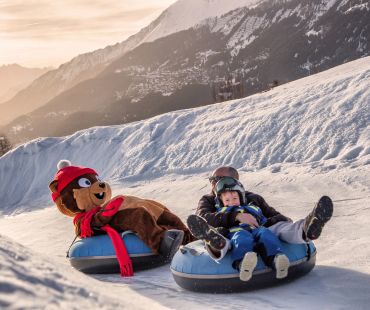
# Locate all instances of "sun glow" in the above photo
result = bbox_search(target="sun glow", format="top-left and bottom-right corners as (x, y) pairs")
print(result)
(0, 0), (177, 67)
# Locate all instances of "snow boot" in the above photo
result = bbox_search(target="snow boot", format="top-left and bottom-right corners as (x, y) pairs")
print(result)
(274, 254), (290, 279)
(304, 196), (334, 241)
(159, 229), (184, 263)
(187, 214), (227, 250)
(239, 252), (258, 282)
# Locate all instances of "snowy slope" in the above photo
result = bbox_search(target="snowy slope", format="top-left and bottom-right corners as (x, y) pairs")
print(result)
(1, 165), (369, 309)
(0, 233), (168, 309)
(0, 57), (369, 310)
(0, 56), (369, 215)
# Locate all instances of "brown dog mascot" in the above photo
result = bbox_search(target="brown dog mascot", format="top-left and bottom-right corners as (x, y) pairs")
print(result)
(49, 160), (193, 276)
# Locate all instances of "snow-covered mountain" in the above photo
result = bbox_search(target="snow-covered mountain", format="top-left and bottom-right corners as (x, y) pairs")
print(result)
(3, 0), (369, 144)
(0, 55), (369, 215)
(0, 0), (262, 128)
(0, 64), (49, 105)
(140, 0), (263, 43)
(0, 55), (369, 310)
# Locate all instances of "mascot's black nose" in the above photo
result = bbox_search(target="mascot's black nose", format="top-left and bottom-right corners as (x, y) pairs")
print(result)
(98, 182), (106, 189)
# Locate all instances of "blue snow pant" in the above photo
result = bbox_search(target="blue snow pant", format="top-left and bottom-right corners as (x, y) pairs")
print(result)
(228, 226), (284, 266)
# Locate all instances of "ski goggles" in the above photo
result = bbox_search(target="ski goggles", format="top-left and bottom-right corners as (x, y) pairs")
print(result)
(208, 175), (224, 183)
(214, 177), (245, 195)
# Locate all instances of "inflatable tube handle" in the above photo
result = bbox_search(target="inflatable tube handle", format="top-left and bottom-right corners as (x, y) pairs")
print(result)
(306, 243), (311, 261)
(179, 245), (202, 256)
(66, 235), (79, 258)
(121, 230), (135, 238)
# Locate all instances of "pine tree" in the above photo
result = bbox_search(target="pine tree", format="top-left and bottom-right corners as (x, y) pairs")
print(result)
(0, 134), (12, 156)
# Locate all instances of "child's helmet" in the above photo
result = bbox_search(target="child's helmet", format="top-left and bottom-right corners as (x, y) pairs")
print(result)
(214, 177), (246, 205)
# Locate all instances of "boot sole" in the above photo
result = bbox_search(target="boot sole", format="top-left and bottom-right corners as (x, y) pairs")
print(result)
(275, 254), (290, 279)
(239, 252), (258, 282)
(306, 196), (333, 240)
(187, 215), (227, 250)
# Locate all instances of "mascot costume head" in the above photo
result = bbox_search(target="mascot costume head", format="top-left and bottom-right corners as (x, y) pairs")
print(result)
(49, 160), (112, 216)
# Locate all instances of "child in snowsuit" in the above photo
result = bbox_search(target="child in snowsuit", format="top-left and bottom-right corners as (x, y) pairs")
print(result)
(189, 177), (290, 281)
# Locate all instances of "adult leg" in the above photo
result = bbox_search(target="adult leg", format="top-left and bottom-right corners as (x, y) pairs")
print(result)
(268, 220), (306, 244)
(268, 196), (334, 243)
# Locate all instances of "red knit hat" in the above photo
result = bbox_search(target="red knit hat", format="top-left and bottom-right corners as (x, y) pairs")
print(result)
(51, 160), (98, 202)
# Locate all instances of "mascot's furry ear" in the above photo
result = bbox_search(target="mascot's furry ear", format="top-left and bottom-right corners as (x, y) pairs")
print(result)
(49, 180), (58, 194)
(49, 180), (77, 217)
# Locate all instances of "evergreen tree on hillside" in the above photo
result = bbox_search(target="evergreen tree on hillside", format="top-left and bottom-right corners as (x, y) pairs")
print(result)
(0, 134), (12, 156)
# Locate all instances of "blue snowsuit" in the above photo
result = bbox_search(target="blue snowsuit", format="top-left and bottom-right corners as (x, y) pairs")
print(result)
(216, 203), (284, 265)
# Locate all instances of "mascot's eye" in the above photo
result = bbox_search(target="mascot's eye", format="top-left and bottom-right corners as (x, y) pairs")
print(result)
(78, 178), (92, 188)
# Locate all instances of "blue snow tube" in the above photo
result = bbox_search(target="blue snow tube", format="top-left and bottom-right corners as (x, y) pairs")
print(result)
(170, 240), (316, 293)
(68, 232), (165, 274)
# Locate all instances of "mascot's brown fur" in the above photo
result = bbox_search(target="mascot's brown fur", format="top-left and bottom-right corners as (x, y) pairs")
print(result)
(49, 160), (193, 255)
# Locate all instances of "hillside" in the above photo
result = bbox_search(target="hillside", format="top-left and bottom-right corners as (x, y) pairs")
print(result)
(0, 56), (368, 215)
(0, 64), (49, 105)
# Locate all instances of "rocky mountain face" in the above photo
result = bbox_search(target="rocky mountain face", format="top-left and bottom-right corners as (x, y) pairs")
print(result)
(3, 0), (369, 144)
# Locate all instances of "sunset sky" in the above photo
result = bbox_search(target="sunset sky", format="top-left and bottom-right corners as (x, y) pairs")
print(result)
(0, 0), (177, 68)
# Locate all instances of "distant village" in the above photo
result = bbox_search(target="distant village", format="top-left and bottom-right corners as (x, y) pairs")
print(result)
(212, 74), (279, 103)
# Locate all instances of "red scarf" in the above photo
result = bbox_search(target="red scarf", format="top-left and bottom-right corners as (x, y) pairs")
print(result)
(73, 197), (133, 277)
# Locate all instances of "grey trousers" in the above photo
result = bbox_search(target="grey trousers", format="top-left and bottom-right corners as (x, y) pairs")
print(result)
(207, 220), (306, 261)
(268, 219), (306, 244)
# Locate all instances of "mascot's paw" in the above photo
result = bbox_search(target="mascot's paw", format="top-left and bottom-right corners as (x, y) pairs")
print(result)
(159, 229), (184, 263)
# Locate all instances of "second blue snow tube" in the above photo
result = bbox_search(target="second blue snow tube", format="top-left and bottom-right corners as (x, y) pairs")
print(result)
(171, 240), (316, 293)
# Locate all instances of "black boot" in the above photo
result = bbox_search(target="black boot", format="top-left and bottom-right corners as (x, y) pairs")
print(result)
(304, 196), (333, 241)
(187, 214), (227, 250)
(159, 229), (184, 263)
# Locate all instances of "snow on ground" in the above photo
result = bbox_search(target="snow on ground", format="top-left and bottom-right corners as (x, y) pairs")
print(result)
(0, 56), (369, 309)
(1, 166), (369, 309)
(0, 234), (168, 310)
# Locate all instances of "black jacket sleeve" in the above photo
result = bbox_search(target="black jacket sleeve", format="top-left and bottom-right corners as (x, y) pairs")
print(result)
(196, 194), (240, 228)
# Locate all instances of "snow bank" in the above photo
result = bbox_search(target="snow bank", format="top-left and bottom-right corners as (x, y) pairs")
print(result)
(0, 234), (168, 310)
